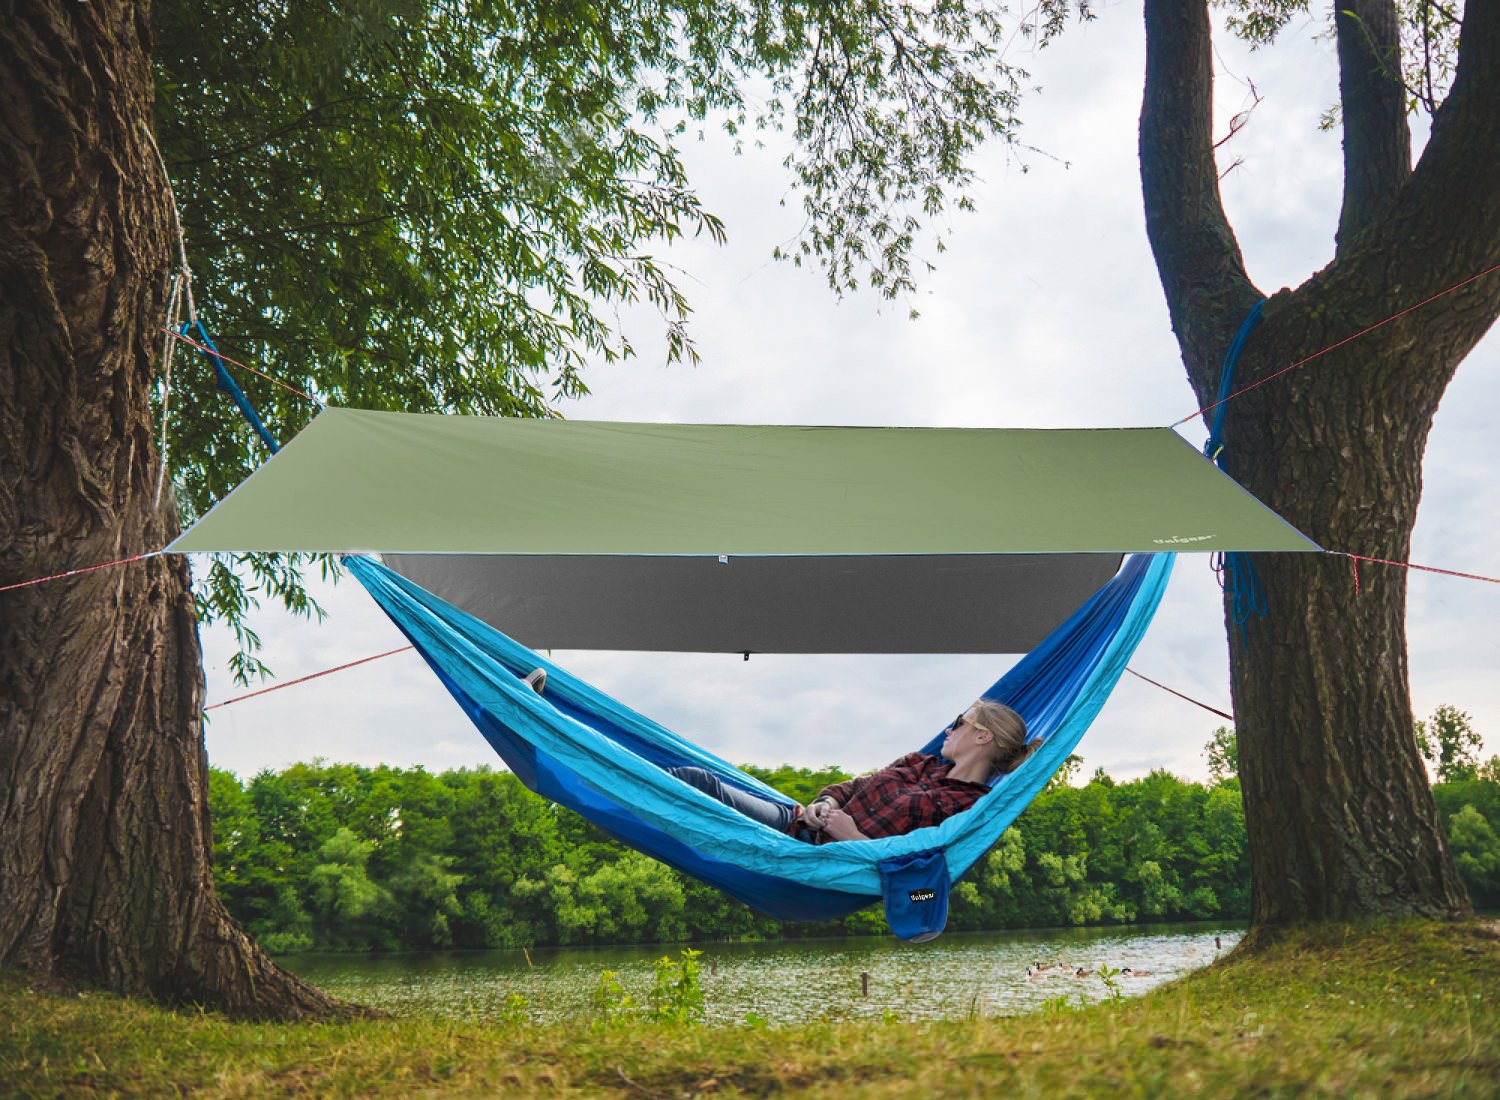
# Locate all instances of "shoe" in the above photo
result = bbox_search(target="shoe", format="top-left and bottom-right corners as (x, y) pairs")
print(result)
(523, 667), (547, 695)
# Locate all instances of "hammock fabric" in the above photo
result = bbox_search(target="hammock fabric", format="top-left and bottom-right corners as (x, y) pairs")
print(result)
(346, 551), (1174, 941)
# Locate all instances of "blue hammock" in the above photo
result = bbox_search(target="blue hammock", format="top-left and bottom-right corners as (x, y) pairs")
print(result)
(346, 552), (1174, 940)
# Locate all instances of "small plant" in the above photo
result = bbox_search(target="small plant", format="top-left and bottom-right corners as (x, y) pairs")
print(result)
(647, 948), (706, 1025)
(496, 991), (530, 1026)
(1096, 965), (1124, 1004)
(742, 1011), (768, 1029)
(589, 969), (634, 1025)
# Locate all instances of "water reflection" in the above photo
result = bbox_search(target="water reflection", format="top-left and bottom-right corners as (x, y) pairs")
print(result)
(288, 921), (1243, 1025)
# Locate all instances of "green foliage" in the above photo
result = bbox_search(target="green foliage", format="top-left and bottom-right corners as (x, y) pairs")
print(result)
(1415, 705), (1483, 783)
(1431, 777), (1500, 909)
(647, 949), (706, 1025)
(207, 757), (1500, 950)
(1445, 806), (1500, 909)
(1043, 754), (1082, 792)
(1203, 726), (1237, 783)
(309, 827), (394, 949)
(741, 763), (852, 805)
(495, 991), (530, 1027)
(149, 0), (1087, 676)
(1220, 1), (1461, 117)
(589, 969), (635, 1025)
(1094, 964), (1124, 1004)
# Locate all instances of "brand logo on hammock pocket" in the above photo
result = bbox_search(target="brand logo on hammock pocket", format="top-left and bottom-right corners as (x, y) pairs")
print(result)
(1152, 534), (1216, 545)
(907, 888), (938, 903)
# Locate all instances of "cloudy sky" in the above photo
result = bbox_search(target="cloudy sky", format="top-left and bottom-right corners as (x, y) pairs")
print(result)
(199, 7), (1498, 783)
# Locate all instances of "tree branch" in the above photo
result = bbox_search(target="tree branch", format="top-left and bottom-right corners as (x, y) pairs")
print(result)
(1138, 0), (1260, 411)
(1315, 0), (1500, 395)
(1334, 1), (1412, 251)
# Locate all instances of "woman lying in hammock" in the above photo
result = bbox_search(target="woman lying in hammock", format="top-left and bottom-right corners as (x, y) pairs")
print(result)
(669, 699), (1034, 843)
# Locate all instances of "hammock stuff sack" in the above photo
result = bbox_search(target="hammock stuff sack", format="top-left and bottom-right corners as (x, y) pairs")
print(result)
(171, 409), (1320, 939)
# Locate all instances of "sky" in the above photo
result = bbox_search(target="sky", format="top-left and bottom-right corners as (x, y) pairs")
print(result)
(198, 7), (1498, 784)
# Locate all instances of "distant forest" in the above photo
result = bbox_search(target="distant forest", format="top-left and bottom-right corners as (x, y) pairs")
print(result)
(208, 749), (1500, 954)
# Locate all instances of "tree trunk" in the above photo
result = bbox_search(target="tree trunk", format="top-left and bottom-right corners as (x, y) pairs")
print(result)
(1223, 295), (1474, 925)
(0, 0), (341, 1018)
(1140, 0), (1500, 931)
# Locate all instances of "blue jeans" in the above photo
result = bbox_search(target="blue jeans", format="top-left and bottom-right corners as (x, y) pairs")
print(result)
(669, 766), (798, 832)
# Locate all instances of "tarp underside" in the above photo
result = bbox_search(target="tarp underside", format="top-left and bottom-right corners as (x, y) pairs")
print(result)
(380, 552), (1123, 653)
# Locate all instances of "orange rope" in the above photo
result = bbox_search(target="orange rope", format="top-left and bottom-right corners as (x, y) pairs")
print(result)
(204, 645), (415, 711)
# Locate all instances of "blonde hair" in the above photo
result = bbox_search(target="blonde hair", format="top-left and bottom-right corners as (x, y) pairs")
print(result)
(966, 699), (1034, 775)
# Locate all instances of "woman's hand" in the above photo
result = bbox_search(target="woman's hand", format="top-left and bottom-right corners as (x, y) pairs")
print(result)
(803, 798), (837, 831)
(821, 807), (867, 842)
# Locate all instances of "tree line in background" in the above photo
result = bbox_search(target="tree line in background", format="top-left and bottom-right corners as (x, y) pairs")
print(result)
(208, 708), (1500, 955)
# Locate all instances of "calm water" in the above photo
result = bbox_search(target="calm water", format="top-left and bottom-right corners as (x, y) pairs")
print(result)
(288, 921), (1243, 1025)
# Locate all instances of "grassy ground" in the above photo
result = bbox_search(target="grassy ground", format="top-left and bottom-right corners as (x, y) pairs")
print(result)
(2, 919), (1497, 1098)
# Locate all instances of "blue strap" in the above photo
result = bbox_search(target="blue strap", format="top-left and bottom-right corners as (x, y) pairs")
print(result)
(1205, 299), (1265, 460)
(1204, 300), (1268, 631)
(182, 319), (281, 453)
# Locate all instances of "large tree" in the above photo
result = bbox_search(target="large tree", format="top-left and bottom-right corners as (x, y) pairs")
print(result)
(0, 0), (1056, 1016)
(1139, 0), (1497, 927)
(0, 0), (337, 1017)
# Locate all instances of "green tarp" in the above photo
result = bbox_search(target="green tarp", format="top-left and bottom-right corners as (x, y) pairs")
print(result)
(173, 408), (1316, 555)
(169, 408), (1318, 653)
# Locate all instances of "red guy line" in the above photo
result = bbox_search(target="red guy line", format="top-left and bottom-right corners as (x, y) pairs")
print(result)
(1332, 552), (1500, 586)
(1171, 260), (1500, 429)
(163, 328), (321, 405)
(0, 551), (160, 593)
(204, 645), (416, 711)
(1125, 667), (1234, 722)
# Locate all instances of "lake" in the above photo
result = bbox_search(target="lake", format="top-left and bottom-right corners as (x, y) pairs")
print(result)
(287, 921), (1243, 1025)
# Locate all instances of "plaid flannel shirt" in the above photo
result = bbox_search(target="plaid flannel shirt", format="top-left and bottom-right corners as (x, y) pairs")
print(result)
(808, 752), (990, 843)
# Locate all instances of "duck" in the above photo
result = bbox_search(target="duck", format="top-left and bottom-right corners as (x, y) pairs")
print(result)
(1121, 967), (1154, 978)
(1074, 967), (1094, 978)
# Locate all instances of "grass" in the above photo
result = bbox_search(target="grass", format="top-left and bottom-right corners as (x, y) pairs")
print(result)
(2, 919), (1497, 1098)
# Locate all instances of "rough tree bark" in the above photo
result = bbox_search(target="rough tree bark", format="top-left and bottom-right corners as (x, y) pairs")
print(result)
(0, 0), (341, 1017)
(1139, 0), (1499, 928)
